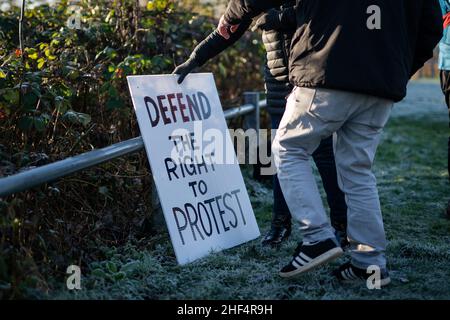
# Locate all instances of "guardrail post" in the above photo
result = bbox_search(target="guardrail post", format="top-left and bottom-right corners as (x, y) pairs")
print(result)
(243, 92), (264, 180)
(243, 92), (260, 141)
(150, 178), (166, 230)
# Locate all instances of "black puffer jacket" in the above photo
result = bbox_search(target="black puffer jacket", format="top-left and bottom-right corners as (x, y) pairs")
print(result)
(263, 28), (293, 114)
(262, 2), (295, 114)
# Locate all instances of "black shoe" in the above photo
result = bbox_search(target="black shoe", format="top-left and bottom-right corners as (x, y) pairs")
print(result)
(334, 229), (349, 249)
(333, 261), (391, 287)
(279, 238), (343, 278)
(262, 225), (291, 246)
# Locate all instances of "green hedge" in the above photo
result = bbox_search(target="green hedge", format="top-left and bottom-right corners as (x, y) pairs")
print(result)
(0, 0), (265, 298)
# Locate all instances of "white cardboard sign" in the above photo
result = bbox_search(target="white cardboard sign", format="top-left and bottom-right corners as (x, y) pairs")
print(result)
(127, 73), (260, 265)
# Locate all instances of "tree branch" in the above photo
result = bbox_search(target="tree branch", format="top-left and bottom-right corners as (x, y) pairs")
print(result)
(18, 0), (26, 110)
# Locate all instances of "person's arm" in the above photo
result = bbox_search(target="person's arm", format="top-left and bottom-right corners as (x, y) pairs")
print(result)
(192, 19), (252, 66)
(253, 5), (296, 32)
(411, 0), (443, 76)
(224, 0), (285, 25)
(173, 1), (290, 83)
(218, 0), (288, 39)
(173, 19), (252, 83)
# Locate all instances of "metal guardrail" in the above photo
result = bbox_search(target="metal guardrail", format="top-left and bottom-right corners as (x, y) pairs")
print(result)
(0, 95), (267, 198)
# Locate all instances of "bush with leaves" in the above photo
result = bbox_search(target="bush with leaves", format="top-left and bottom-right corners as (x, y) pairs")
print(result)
(0, 0), (265, 298)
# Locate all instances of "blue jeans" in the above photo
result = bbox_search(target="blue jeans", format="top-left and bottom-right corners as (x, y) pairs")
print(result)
(270, 113), (347, 232)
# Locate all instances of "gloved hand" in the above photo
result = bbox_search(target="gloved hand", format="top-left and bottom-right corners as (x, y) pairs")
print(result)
(253, 9), (282, 31)
(172, 58), (199, 84)
(217, 14), (240, 40)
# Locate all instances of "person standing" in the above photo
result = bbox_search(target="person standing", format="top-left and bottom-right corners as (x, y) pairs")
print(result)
(173, 2), (348, 248)
(257, 4), (348, 246)
(438, 0), (450, 218)
(218, 0), (442, 286)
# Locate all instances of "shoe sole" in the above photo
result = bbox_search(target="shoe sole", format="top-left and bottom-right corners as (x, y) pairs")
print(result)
(279, 247), (344, 278)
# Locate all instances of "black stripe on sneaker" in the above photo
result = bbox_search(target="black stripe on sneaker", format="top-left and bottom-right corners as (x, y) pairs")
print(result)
(292, 260), (301, 268)
(341, 270), (350, 280)
(345, 269), (356, 280)
(299, 253), (313, 263)
(295, 255), (309, 265)
(280, 239), (343, 278)
(348, 268), (359, 280)
(333, 262), (391, 286)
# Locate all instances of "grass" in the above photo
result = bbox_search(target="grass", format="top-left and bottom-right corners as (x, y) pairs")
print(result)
(48, 101), (450, 300)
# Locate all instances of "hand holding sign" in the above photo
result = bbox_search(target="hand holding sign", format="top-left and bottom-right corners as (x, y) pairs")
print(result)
(172, 58), (199, 84)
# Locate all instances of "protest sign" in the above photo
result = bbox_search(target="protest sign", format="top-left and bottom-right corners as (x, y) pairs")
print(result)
(127, 73), (260, 264)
